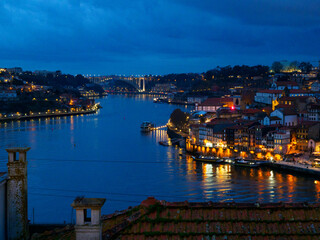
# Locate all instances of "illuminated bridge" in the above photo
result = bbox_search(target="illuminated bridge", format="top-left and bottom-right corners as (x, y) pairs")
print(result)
(105, 77), (146, 92)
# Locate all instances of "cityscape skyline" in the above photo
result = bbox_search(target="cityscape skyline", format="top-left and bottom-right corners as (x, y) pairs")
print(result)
(0, 0), (320, 75)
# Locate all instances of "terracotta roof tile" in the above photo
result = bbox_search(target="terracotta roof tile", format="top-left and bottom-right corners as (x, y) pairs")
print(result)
(33, 199), (320, 240)
(199, 97), (233, 107)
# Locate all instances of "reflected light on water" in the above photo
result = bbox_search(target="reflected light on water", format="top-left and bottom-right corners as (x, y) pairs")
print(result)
(0, 95), (320, 224)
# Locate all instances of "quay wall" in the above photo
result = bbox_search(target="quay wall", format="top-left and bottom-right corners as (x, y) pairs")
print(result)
(266, 162), (320, 177)
(0, 110), (97, 123)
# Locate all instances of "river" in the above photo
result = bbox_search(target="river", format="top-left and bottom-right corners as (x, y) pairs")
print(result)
(0, 94), (319, 223)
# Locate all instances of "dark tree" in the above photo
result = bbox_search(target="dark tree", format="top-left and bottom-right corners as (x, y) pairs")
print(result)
(170, 109), (189, 130)
(299, 62), (313, 73)
(289, 61), (300, 71)
(271, 61), (284, 73)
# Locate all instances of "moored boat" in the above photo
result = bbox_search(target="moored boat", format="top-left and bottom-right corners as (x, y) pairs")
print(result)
(159, 141), (170, 146)
(192, 155), (224, 163)
(233, 158), (261, 168)
(140, 121), (155, 132)
(223, 157), (234, 164)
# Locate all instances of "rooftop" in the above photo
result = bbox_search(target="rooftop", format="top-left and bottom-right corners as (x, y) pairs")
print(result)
(242, 109), (262, 114)
(199, 97), (233, 107)
(71, 197), (106, 209)
(276, 81), (299, 86)
(34, 198), (320, 240)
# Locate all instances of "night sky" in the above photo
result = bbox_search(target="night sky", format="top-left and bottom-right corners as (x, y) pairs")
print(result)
(0, 0), (319, 75)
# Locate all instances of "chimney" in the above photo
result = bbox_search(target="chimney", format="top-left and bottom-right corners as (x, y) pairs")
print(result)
(6, 147), (30, 240)
(71, 197), (106, 240)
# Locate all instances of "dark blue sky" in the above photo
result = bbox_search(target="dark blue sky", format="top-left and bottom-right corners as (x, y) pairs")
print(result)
(1, 0), (320, 75)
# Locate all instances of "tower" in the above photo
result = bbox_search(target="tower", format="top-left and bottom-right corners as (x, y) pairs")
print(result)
(142, 77), (145, 92)
(6, 147), (30, 240)
(71, 197), (106, 240)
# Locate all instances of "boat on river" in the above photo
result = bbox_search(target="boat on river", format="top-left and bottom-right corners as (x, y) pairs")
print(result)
(233, 158), (261, 168)
(223, 157), (234, 164)
(192, 155), (224, 163)
(159, 141), (170, 146)
(140, 121), (155, 132)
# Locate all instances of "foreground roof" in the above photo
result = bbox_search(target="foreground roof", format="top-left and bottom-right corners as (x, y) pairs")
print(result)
(33, 197), (320, 240)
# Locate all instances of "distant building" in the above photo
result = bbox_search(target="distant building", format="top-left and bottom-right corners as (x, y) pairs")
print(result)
(310, 81), (320, 91)
(295, 122), (320, 151)
(152, 83), (176, 93)
(254, 90), (283, 105)
(0, 90), (18, 101)
(263, 116), (282, 125)
(195, 97), (234, 112)
(187, 96), (207, 104)
(274, 128), (291, 154)
(270, 108), (298, 126)
(255, 89), (311, 105)
(270, 81), (299, 90)
(33, 70), (56, 77)
(6, 67), (23, 74)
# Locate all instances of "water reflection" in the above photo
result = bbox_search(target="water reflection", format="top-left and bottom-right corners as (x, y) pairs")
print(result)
(0, 95), (319, 224)
(172, 152), (320, 204)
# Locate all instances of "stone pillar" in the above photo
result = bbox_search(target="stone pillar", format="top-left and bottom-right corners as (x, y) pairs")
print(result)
(142, 77), (145, 92)
(137, 78), (141, 89)
(71, 197), (106, 240)
(6, 147), (30, 240)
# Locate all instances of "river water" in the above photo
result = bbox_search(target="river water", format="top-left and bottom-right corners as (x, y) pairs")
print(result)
(0, 94), (320, 223)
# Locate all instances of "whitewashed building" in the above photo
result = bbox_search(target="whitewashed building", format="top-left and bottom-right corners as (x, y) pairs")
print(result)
(270, 109), (298, 126)
(274, 129), (291, 154)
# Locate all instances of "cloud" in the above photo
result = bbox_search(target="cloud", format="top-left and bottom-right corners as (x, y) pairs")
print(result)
(0, 0), (319, 74)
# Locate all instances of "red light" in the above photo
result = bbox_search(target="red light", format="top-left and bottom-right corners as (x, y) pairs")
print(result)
(231, 106), (235, 110)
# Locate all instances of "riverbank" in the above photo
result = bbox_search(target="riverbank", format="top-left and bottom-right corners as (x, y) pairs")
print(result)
(154, 97), (194, 106)
(108, 91), (167, 96)
(265, 161), (320, 177)
(0, 109), (97, 122)
(2, 94), (320, 223)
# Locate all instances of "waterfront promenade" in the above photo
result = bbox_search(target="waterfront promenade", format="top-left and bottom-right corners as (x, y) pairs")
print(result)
(267, 161), (320, 177)
(0, 107), (99, 122)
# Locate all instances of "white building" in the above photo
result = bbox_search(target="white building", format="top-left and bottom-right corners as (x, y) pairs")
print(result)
(274, 129), (291, 154)
(270, 108), (297, 126)
(263, 116), (281, 126)
(270, 81), (299, 90)
(255, 89), (311, 105)
(254, 90), (282, 105)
